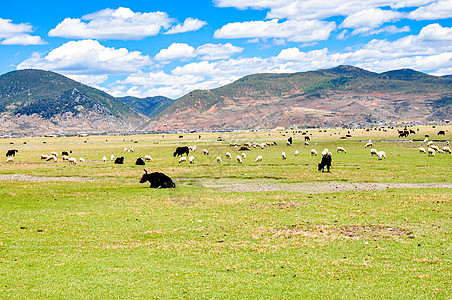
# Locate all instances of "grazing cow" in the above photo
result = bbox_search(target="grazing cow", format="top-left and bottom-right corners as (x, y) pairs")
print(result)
(318, 154), (332, 172)
(6, 149), (18, 157)
(135, 157), (146, 165)
(140, 169), (175, 188)
(115, 156), (125, 164)
(173, 146), (189, 157)
(438, 130), (446, 135)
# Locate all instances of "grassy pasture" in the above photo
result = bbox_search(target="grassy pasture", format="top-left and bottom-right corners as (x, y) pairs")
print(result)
(0, 126), (451, 299)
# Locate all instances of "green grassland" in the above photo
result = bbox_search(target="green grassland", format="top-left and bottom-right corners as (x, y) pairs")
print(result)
(0, 126), (451, 299)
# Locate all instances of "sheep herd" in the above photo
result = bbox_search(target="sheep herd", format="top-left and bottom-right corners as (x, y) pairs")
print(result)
(3, 131), (450, 174)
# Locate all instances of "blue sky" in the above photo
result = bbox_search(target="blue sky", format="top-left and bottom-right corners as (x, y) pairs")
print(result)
(1, 0), (451, 99)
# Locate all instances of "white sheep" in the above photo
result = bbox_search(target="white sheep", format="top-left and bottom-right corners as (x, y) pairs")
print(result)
(424, 138), (429, 143)
(124, 147), (128, 152)
(236, 155), (243, 163)
(41, 154), (49, 160)
(111, 154), (115, 161)
(447, 141), (450, 145)
(365, 142), (373, 148)
(428, 148), (435, 156)
(216, 156), (222, 163)
(51, 151), (58, 157)
(370, 148), (378, 156)
(144, 155), (153, 161)
(6, 157), (13, 163)
(103, 156), (107, 162)
(189, 156), (195, 164)
(62, 155), (69, 161)
(337, 146), (347, 153)
(178, 157), (187, 164)
(189, 145), (197, 152)
(376, 151), (386, 160)
(442, 146), (451, 154)
(282, 152), (286, 159)
(225, 152), (232, 159)
(427, 141), (434, 146)
(286, 141), (291, 146)
(295, 150), (299, 156)
(437, 149), (445, 154)
(255, 155), (263, 162)
(46, 155), (57, 162)
(321, 148), (329, 156)
(241, 153), (246, 159)
(311, 149), (318, 156)
(68, 157), (77, 165)
(130, 148), (134, 153)
(430, 145), (440, 151)
(203, 149), (209, 155)
(419, 147), (426, 154)
(79, 157), (85, 163)
(305, 141), (310, 146)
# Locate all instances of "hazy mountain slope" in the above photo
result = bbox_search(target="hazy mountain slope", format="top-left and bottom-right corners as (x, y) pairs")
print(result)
(0, 69), (148, 134)
(118, 95), (174, 119)
(147, 65), (452, 130)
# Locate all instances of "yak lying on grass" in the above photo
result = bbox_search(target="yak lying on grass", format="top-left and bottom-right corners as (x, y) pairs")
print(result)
(135, 157), (145, 165)
(140, 169), (175, 188)
(115, 156), (125, 164)
(318, 154), (332, 172)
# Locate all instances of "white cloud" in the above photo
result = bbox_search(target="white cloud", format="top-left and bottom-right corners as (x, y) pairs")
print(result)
(66, 74), (109, 86)
(154, 43), (196, 62)
(155, 42), (243, 62)
(214, 0), (437, 20)
(409, 0), (452, 20)
(0, 18), (45, 45)
(165, 17), (207, 34)
(196, 43), (243, 60)
(17, 40), (151, 74)
(48, 7), (174, 39)
(340, 8), (404, 30)
(214, 19), (336, 42)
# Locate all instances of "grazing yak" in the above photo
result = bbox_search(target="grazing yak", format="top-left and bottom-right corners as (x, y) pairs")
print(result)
(6, 149), (18, 157)
(135, 157), (146, 165)
(438, 130), (446, 135)
(115, 156), (125, 164)
(318, 153), (332, 172)
(140, 169), (176, 188)
(173, 146), (189, 157)
(62, 151), (69, 157)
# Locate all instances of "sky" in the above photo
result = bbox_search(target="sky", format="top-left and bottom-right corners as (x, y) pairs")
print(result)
(1, 0), (451, 99)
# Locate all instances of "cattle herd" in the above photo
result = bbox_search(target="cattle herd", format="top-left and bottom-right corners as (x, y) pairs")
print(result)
(3, 128), (450, 188)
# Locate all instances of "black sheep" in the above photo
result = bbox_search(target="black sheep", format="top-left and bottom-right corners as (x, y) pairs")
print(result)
(173, 146), (189, 157)
(135, 157), (145, 165)
(318, 154), (332, 172)
(115, 156), (125, 164)
(140, 169), (175, 188)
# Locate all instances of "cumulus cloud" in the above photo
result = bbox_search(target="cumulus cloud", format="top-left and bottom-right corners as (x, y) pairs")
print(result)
(340, 8), (404, 30)
(409, 0), (452, 20)
(154, 43), (196, 62)
(17, 40), (151, 74)
(165, 17), (207, 34)
(214, 19), (336, 42)
(155, 42), (243, 62)
(196, 43), (243, 60)
(48, 7), (174, 39)
(214, 0), (436, 20)
(0, 18), (45, 45)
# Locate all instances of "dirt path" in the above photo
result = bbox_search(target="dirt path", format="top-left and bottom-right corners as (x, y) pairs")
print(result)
(200, 178), (452, 193)
(0, 174), (97, 182)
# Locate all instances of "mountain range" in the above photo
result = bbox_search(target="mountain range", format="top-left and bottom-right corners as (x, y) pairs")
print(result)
(0, 66), (451, 135)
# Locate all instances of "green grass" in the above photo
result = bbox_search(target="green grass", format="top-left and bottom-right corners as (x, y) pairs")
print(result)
(0, 127), (451, 299)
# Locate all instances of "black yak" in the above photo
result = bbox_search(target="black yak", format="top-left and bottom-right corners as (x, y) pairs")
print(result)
(318, 154), (332, 172)
(62, 151), (69, 156)
(438, 130), (446, 135)
(6, 149), (18, 157)
(173, 146), (189, 157)
(115, 156), (125, 164)
(287, 137), (293, 145)
(135, 157), (145, 165)
(140, 169), (175, 188)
